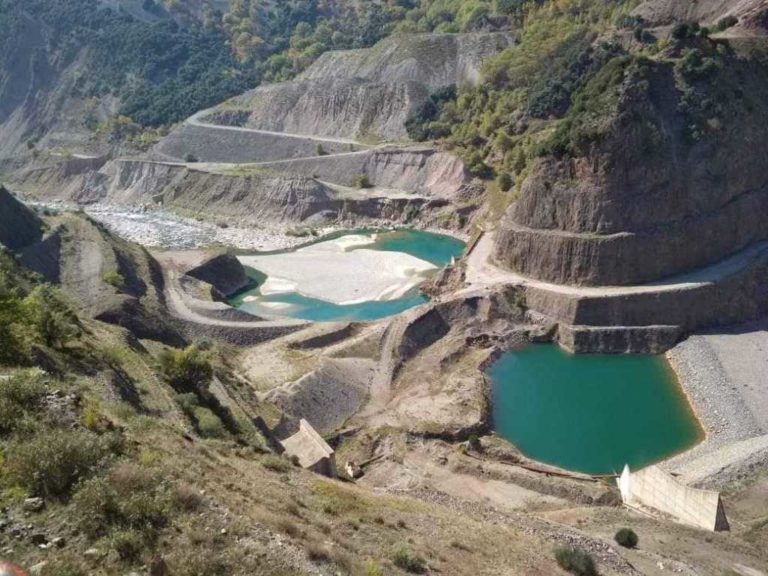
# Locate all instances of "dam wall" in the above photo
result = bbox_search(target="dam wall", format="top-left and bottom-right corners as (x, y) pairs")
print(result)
(618, 465), (729, 531)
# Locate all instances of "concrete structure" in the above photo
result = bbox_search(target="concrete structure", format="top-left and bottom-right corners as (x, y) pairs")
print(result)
(279, 419), (337, 478)
(618, 465), (729, 531)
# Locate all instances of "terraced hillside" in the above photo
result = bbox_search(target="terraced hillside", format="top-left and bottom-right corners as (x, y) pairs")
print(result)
(494, 24), (768, 287)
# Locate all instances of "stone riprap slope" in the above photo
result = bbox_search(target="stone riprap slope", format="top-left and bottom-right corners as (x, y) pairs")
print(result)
(494, 44), (768, 287)
(193, 32), (514, 143)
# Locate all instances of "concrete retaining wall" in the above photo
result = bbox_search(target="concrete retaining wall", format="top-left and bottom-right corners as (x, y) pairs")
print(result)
(618, 465), (729, 531)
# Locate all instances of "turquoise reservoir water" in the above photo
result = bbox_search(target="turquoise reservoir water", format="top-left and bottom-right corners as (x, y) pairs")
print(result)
(488, 345), (703, 475)
(366, 229), (466, 267)
(230, 229), (464, 322)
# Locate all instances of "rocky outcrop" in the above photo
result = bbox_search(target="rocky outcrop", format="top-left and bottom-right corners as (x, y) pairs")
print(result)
(0, 186), (43, 251)
(185, 252), (249, 297)
(495, 52), (768, 286)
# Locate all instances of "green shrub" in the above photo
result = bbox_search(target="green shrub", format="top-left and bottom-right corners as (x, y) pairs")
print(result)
(261, 454), (292, 473)
(496, 172), (513, 192)
(3, 429), (121, 498)
(315, 143), (327, 156)
(73, 462), (175, 543)
(353, 174), (372, 189)
(24, 285), (80, 349)
(716, 15), (738, 31)
(111, 529), (145, 561)
(0, 369), (46, 433)
(72, 476), (121, 538)
(175, 393), (228, 439)
(672, 22), (700, 40)
(554, 547), (598, 576)
(102, 270), (126, 290)
(184, 153), (199, 163)
(193, 406), (228, 439)
(614, 527), (638, 548)
(160, 346), (213, 394)
(392, 544), (427, 574)
(677, 48), (719, 80)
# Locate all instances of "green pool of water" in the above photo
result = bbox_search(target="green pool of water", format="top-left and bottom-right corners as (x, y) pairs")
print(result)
(365, 229), (466, 267)
(230, 229), (464, 323)
(487, 345), (703, 475)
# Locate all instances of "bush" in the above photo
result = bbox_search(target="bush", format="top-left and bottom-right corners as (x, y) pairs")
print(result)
(716, 15), (738, 31)
(0, 369), (46, 433)
(496, 172), (513, 192)
(24, 285), (80, 349)
(353, 174), (372, 189)
(160, 346), (213, 394)
(677, 48), (719, 80)
(102, 270), (126, 290)
(614, 527), (639, 548)
(111, 529), (145, 561)
(261, 454), (292, 473)
(3, 429), (121, 498)
(193, 406), (228, 439)
(392, 544), (427, 574)
(554, 547), (598, 576)
(184, 153), (199, 163)
(175, 393), (228, 439)
(73, 462), (175, 542)
(315, 143), (327, 156)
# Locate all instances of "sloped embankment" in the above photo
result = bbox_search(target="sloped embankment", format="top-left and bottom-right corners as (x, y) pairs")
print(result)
(200, 32), (515, 143)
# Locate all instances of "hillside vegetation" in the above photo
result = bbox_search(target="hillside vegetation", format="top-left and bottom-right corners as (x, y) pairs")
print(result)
(0, 0), (524, 152)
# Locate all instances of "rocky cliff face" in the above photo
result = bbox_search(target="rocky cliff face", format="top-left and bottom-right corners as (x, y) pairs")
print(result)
(0, 186), (43, 251)
(495, 46), (768, 286)
(202, 32), (514, 142)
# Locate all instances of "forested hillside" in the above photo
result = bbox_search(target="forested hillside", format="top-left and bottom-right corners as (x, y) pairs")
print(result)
(0, 0), (526, 154)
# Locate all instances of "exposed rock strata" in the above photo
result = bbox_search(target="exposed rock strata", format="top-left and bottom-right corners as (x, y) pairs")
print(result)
(13, 156), (469, 229)
(184, 252), (249, 297)
(495, 52), (768, 286)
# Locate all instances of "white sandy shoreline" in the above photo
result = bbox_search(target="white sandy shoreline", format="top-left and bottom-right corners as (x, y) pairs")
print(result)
(239, 235), (437, 305)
